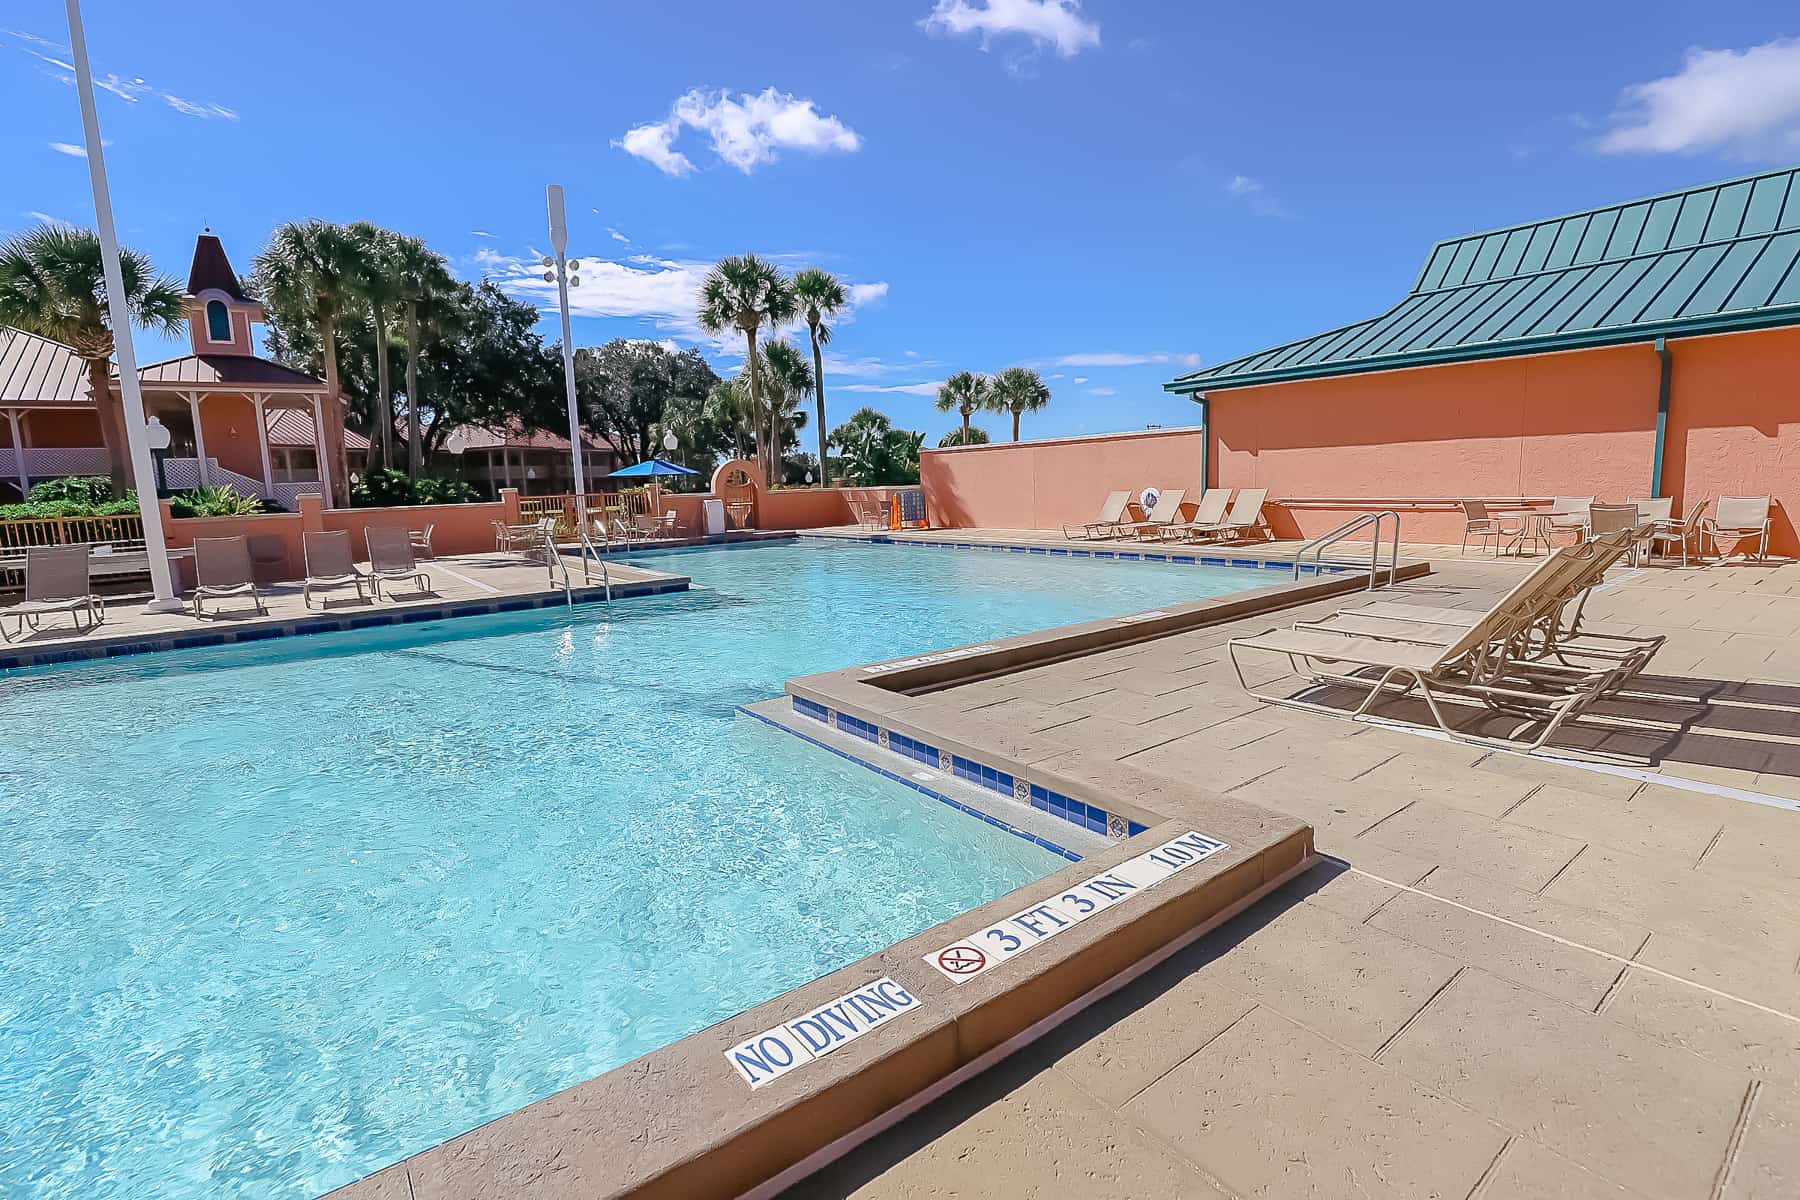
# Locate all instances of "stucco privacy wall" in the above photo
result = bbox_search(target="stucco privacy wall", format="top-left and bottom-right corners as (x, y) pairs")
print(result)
(921, 428), (1209, 530)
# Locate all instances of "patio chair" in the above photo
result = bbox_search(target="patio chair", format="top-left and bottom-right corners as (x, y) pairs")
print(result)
(1641, 498), (1707, 566)
(1460, 500), (1525, 556)
(1062, 490), (1133, 541)
(409, 523), (435, 560)
(1181, 488), (1269, 544)
(1151, 489), (1231, 542)
(1, 544), (102, 640)
(1544, 496), (1594, 543)
(1116, 489), (1187, 539)
(301, 530), (370, 609)
(1586, 503), (1644, 564)
(192, 536), (267, 618)
(1229, 537), (1652, 752)
(857, 499), (890, 532)
(1701, 496), (1771, 562)
(365, 527), (434, 600)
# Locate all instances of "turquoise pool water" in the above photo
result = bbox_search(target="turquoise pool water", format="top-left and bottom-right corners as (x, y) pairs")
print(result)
(0, 539), (1265, 1198)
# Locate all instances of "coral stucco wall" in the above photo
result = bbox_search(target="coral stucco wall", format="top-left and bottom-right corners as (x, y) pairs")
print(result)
(921, 428), (1209, 530)
(918, 328), (1800, 554)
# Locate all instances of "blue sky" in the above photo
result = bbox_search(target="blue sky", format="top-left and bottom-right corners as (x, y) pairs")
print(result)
(4, 1), (1797, 445)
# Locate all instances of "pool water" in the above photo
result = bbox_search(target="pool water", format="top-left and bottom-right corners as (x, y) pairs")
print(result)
(0, 539), (1263, 1198)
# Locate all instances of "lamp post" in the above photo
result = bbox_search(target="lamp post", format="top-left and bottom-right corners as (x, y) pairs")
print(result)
(544, 185), (587, 533)
(63, 0), (180, 611)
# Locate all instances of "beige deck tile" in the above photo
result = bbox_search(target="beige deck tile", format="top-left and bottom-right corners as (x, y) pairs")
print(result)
(1190, 895), (1460, 1056)
(1694, 817), (1800, 895)
(788, 1065), (1230, 1200)
(1723, 1084), (1800, 1200)
(1227, 723), (1411, 781)
(1043, 968), (1255, 1108)
(1478, 1137), (1651, 1199)
(1504, 784), (1724, 864)
(1541, 843), (1800, 961)
(1470, 750), (1644, 801)
(1356, 752), (1544, 818)
(1125, 1005), (1508, 1200)
(1632, 931), (1800, 1015)
(1367, 890), (1624, 1009)
(1281, 857), (1403, 924)
(1407, 865), (1651, 961)
(1601, 970), (1800, 1089)
(1381, 969), (1748, 1200)
(1230, 766), (1417, 834)
(1056, 688), (1192, 725)
(1356, 800), (1587, 893)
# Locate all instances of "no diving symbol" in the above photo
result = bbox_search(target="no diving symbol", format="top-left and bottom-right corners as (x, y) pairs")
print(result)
(936, 945), (986, 976)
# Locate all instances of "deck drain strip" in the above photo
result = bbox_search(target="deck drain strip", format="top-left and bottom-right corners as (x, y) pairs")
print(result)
(1329, 853), (1800, 1027)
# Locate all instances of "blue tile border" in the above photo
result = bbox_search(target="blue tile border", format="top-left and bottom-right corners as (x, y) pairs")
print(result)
(787, 695), (1144, 849)
(796, 533), (1353, 579)
(748, 704), (1084, 862)
(0, 577), (691, 674)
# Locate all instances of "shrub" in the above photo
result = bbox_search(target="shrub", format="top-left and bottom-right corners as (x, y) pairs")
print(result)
(0, 497), (142, 521)
(26, 476), (116, 505)
(350, 469), (479, 508)
(168, 486), (272, 518)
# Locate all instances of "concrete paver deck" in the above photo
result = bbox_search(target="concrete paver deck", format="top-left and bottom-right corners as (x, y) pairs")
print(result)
(785, 548), (1800, 1200)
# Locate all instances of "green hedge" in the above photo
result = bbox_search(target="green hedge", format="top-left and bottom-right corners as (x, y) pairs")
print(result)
(0, 497), (143, 521)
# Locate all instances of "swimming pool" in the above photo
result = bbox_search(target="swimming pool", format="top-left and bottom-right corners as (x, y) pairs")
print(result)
(0, 539), (1267, 1198)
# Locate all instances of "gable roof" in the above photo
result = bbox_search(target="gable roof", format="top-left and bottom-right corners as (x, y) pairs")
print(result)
(127, 354), (324, 388)
(1168, 166), (1800, 394)
(187, 233), (250, 302)
(0, 327), (90, 404)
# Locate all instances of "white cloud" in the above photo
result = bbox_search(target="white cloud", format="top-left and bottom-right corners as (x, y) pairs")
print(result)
(608, 228), (630, 243)
(1055, 351), (1202, 368)
(1087, 386), (1117, 396)
(1224, 174), (1290, 218)
(920, 0), (1100, 59)
(48, 141), (87, 157)
(847, 281), (889, 306)
(616, 119), (695, 177)
(1072, 376), (1088, 384)
(1598, 38), (1800, 159)
(470, 229), (495, 238)
(1226, 174), (1262, 195)
(842, 380), (945, 396)
(94, 73), (150, 102)
(23, 210), (64, 224)
(163, 94), (237, 119)
(618, 88), (861, 175)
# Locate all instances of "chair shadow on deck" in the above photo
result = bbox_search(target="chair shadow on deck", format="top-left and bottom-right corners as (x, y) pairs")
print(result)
(1292, 670), (1800, 784)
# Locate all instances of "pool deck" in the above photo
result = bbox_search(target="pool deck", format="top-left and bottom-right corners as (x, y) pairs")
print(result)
(780, 542), (1800, 1200)
(0, 549), (692, 669)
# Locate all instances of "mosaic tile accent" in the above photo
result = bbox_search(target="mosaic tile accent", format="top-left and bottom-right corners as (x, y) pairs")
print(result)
(791, 695), (832, 723)
(835, 711), (881, 744)
(951, 755), (1016, 798)
(1108, 813), (1128, 839)
(887, 730), (943, 768)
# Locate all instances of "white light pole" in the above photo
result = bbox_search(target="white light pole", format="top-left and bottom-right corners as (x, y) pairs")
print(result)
(544, 185), (588, 533)
(64, 0), (180, 610)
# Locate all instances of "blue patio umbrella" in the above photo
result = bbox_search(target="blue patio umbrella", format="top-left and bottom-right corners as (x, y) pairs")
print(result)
(605, 457), (700, 479)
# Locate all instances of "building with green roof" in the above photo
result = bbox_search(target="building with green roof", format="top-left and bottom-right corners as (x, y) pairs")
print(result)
(1161, 167), (1800, 553)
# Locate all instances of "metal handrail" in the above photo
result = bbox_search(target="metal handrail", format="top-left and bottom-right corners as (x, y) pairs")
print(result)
(575, 524), (613, 603)
(1293, 510), (1400, 590)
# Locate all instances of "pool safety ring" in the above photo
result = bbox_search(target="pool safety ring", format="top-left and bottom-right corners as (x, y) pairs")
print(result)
(935, 945), (987, 975)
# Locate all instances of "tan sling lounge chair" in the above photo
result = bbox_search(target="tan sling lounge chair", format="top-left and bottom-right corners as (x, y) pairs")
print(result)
(302, 530), (370, 608)
(1459, 500), (1526, 556)
(1702, 496), (1772, 562)
(1182, 487), (1269, 544)
(192, 536), (267, 618)
(1149, 489), (1231, 541)
(1063, 490), (1134, 540)
(1640, 498), (1706, 566)
(2, 544), (102, 639)
(1116, 489), (1186, 540)
(365, 527), (434, 600)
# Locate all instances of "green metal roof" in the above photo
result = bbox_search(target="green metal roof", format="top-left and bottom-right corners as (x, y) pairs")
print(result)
(1167, 167), (1800, 394)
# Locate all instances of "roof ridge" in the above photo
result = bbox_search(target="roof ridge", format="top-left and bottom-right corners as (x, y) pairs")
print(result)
(1410, 222), (1797, 298)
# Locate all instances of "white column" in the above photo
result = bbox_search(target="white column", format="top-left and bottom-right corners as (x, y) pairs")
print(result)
(5, 410), (27, 497)
(253, 394), (274, 497)
(185, 392), (211, 486)
(310, 394), (334, 507)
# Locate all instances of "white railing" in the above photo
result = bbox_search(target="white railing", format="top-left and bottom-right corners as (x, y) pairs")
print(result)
(0, 446), (112, 480)
(270, 481), (321, 510)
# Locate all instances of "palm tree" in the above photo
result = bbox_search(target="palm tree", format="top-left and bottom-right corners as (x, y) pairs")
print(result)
(254, 220), (361, 499)
(390, 234), (457, 479)
(791, 268), (847, 485)
(760, 340), (814, 483)
(0, 224), (185, 495)
(988, 366), (1051, 442)
(934, 371), (992, 443)
(695, 254), (796, 486)
(706, 377), (756, 461)
(347, 222), (402, 471)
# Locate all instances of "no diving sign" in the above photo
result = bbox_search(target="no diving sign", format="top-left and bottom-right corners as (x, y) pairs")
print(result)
(926, 830), (1229, 985)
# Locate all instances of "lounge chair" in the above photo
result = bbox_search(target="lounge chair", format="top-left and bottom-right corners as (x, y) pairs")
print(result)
(1641, 498), (1707, 566)
(365, 527), (433, 600)
(1544, 496), (1595, 544)
(1062, 490), (1133, 541)
(1230, 533), (1656, 751)
(1586, 503), (1643, 563)
(1116, 489), (1187, 540)
(192, 536), (267, 618)
(409, 523), (435, 560)
(1, 544), (102, 640)
(301, 530), (369, 609)
(1460, 500), (1525, 556)
(1150, 489), (1231, 542)
(1181, 487), (1269, 544)
(1701, 495), (1771, 562)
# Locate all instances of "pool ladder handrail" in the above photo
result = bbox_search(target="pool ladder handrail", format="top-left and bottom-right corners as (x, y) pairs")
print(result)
(1293, 510), (1400, 590)
(537, 521), (613, 609)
